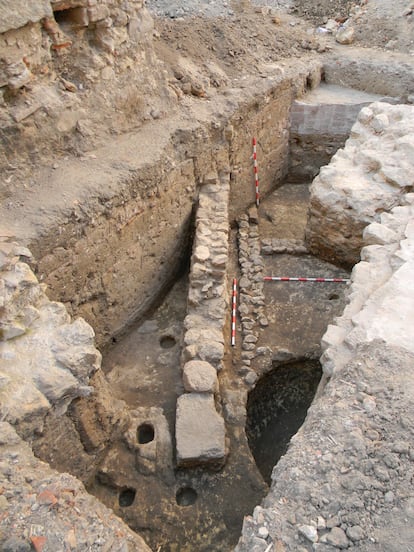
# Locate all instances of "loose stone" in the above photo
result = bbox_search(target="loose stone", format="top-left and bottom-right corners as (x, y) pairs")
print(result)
(326, 527), (349, 548)
(298, 524), (318, 543)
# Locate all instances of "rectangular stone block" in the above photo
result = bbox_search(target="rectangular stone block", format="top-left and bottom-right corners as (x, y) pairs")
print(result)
(176, 393), (226, 467)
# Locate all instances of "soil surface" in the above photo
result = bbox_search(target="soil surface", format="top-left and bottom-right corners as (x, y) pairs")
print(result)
(94, 181), (349, 551)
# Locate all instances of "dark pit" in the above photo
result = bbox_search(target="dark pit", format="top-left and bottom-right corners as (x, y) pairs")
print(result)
(159, 335), (177, 349)
(246, 359), (322, 484)
(176, 486), (198, 507)
(137, 423), (155, 444)
(119, 488), (136, 507)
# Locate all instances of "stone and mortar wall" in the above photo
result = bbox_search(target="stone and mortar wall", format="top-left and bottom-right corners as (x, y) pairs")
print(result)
(0, 0), (168, 176)
(236, 102), (414, 551)
(0, 238), (101, 440)
(0, 0), (149, 93)
(306, 102), (414, 267)
(175, 171), (230, 467)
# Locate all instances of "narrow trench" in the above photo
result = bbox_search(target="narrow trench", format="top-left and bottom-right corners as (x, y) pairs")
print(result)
(89, 176), (349, 552)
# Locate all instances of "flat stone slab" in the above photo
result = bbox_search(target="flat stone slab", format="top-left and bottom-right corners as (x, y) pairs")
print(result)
(176, 393), (226, 467)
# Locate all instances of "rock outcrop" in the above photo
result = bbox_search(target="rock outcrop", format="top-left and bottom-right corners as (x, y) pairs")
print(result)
(0, 239), (101, 440)
(306, 102), (414, 266)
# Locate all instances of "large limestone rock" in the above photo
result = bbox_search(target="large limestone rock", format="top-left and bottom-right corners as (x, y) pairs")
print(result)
(176, 393), (226, 467)
(306, 102), (414, 266)
(0, 240), (101, 439)
(182, 360), (218, 393)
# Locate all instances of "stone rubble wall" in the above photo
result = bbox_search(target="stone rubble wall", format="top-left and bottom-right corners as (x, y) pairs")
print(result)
(306, 102), (414, 267)
(0, 0), (148, 93)
(0, 0), (167, 176)
(175, 172), (230, 467)
(321, 195), (414, 377)
(236, 101), (414, 551)
(236, 209), (267, 386)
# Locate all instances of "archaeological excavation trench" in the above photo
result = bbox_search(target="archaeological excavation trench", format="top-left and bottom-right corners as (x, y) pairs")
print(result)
(86, 176), (350, 552)
(1, 40), (413, 551)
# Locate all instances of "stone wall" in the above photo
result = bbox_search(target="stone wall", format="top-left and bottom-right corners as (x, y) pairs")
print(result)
(0, 238), (101, 440)
(0, 0), (168, 178)
(306, 102), (414, 267)
(175, 171), (230, 467)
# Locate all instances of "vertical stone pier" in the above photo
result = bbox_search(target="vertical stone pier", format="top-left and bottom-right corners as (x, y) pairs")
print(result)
(175, 172), (230, 467)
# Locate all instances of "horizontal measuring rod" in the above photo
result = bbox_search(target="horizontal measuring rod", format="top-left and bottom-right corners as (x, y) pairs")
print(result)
(263, 276), (350, 283)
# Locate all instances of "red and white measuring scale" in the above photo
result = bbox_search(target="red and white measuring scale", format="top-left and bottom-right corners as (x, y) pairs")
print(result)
(263, 276), (350, 283)
(231, 278), (237, 346)
(252, 137), (260, 207)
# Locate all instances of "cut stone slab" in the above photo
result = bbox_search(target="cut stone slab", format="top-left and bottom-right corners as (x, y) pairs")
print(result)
(176, 393), (226, 467)
(182, 360), (218, 393)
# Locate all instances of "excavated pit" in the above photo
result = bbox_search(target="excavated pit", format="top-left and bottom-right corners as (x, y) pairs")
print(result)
(246, 359), (322, 484)
(90, 177), (350, 552)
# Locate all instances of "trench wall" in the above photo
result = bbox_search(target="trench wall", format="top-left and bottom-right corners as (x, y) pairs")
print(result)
(289, 86), (395, 182)
(3, 66), (318, 348)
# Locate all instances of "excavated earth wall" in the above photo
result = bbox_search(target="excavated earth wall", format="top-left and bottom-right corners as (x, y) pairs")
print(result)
(1, 66), (319, 348)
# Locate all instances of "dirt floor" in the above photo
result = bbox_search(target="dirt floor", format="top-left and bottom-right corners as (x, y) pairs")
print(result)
(93, 182), (350, 551)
